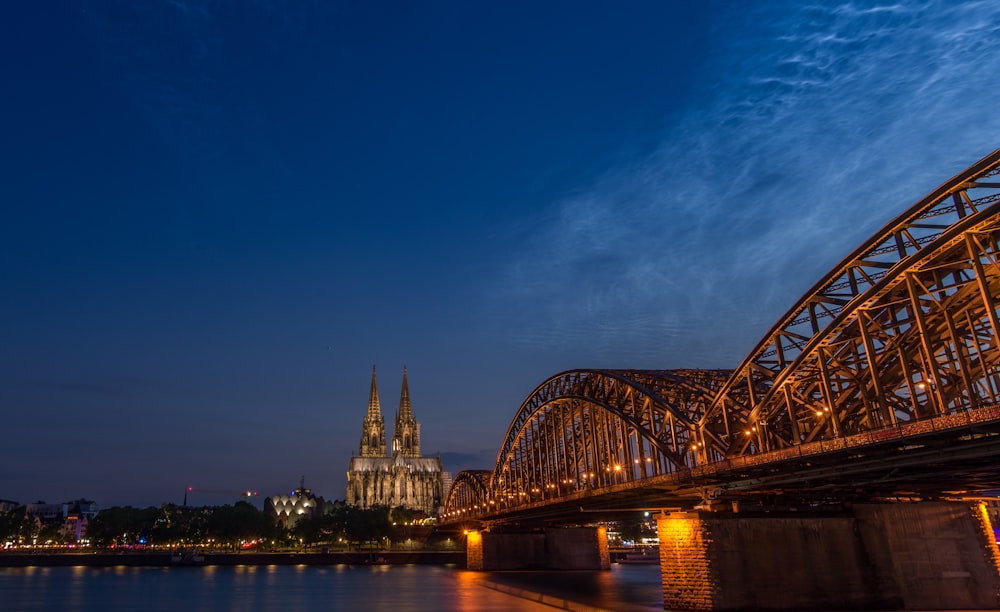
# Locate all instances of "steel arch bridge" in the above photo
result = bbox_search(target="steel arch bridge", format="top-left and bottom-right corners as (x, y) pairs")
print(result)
(444, 148), (1000, 523)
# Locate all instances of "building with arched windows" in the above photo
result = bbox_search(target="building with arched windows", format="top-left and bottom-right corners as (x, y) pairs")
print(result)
(265, 479), (332, 529)
(345, 367), (444, 516)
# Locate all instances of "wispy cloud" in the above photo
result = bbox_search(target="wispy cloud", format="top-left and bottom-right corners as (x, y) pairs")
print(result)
(492, 0), (1000, 369)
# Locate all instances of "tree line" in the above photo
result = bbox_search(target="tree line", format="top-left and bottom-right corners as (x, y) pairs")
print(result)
(1, 503), (420, 551)
(0, 508), (56, 545)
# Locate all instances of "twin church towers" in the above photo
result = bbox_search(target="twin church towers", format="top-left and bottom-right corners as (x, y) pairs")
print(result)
(358, 365), (420, 458)
(346, 366), (444, 515)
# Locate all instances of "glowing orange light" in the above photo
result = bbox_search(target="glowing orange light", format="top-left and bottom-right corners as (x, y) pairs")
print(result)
(466, 530), (482, 546)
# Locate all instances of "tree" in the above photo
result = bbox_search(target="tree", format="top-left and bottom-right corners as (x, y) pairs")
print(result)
(0, 508), (33, 546)
(206, 502), (277, 549)
(88, 503), (277, 549)
(342, 505), (392, 550)
(390, 506), (416, 526)
(290, 513), (338, 549)
(36, 522), (64, 545)
(87, 506), (160, 547)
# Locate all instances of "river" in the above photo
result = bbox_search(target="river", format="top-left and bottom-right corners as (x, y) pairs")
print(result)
(0, 563), (664, 611)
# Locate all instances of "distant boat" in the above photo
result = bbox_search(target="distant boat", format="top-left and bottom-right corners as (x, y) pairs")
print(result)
(170, 550), (206, 565)
(618, 548), (659, 564)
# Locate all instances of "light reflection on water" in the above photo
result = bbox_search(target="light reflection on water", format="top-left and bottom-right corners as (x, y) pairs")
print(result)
(0, 563), (663, 612)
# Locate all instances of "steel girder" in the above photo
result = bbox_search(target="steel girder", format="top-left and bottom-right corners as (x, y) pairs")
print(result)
(461, 369), (729, 515)
(442, 148), (1000, 520)
(443, 470), (491, 519)
(700, 147), (1000, 460)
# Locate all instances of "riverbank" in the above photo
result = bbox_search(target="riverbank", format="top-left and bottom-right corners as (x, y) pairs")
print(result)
(0, 550), (466, 568)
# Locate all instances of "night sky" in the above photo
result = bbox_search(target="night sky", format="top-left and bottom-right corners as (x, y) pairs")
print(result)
(3, 1), (1000, 508)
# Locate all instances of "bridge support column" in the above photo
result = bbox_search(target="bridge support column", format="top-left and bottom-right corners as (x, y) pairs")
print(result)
(466, 530), (483, 571)
(466, 526), (610, 571)
(547, 525), (610, 570)
(657, 502), (1000, 611)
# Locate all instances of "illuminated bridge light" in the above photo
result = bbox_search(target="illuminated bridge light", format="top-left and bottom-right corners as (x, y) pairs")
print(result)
(438, 148), (1000, 525)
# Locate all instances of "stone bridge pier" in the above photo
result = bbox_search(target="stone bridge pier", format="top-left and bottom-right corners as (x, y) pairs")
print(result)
(657, 501), (1000, 611)
(466, 526), (610, 571)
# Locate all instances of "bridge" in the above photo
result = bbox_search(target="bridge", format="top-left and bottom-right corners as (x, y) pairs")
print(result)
(443, 148), (1000, 611)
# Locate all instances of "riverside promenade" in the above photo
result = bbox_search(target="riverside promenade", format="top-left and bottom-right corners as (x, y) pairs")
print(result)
(0, 550), (466, 567)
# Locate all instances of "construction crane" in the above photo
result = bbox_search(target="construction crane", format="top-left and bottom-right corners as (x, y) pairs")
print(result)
(183, 486), (259, 507)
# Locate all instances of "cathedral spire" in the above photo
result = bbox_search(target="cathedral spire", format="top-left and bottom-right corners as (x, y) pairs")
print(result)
(392, 365), (420, 457)
(367, 365), (381, 418)
(399, 365), (413, 420)
(359, 365), (386, 458)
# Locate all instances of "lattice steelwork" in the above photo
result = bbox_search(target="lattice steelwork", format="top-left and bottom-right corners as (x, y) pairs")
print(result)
(442, 369), (730, 517)
(443, 148), (1000, 520)
(446, 470), (492, 518)
(492, 369), (729, 512)
(700, 148), (1000, 460)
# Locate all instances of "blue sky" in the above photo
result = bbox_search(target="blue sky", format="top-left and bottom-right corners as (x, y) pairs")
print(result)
(3, 1), (1000, 508)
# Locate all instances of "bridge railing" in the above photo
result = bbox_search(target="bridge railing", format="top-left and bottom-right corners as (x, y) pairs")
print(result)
(690, 402), (1000, 477)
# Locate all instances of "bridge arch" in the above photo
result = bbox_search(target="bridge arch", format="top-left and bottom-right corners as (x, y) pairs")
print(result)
(481, 369), (729, 512)
(442, 148), (1000, 521)
(443, 470), (491, 519)
(701, 148), (1000, 459)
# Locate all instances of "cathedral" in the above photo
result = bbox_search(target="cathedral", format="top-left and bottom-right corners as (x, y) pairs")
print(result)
(346, 367), (445, 516)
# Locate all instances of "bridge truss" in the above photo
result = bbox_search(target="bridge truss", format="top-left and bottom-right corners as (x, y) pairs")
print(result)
(444, 148), (1000, 522)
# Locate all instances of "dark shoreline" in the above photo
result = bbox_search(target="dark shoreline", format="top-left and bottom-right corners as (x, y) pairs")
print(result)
(0, 551), (466, 568)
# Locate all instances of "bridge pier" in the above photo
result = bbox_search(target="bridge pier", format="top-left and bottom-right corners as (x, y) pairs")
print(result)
(657, 501), (1000, 611)
(466, 526), (610, 571)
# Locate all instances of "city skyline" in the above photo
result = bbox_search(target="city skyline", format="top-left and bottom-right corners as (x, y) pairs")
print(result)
(4, 1), (1000, 508)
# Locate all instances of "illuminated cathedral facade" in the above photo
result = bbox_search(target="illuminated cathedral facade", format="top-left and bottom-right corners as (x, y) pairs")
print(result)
(346, 367), (444, 516)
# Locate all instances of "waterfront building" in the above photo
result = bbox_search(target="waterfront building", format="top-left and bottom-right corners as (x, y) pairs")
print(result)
(20, 499), (99, 543)
(23, 499), (98, 522)
(62, 499), (98, 520)
(25, 502), (63, 522)
(62, 501), (94, 543)
(0, 499), (20, 513)
(346, 367), (444, 516)
(265, 479), (331, 529)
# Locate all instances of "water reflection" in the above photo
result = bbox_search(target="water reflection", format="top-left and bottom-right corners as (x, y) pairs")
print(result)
(0, 563), (663, 611)
(476, 566), (663, 612)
